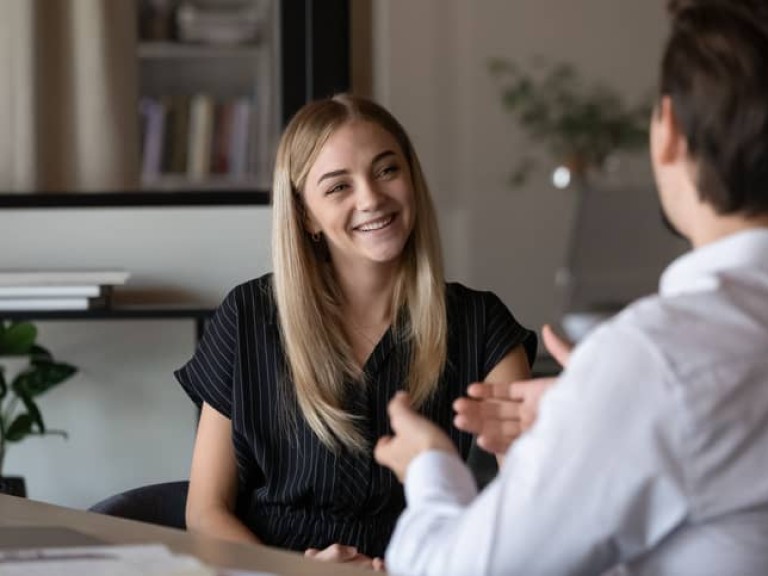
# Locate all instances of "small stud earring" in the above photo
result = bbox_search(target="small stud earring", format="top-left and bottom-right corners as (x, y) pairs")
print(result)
(311, 231), (322, 243)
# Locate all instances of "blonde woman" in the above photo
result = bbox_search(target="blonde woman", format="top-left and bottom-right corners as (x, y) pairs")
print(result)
(175, 94), (535, 568)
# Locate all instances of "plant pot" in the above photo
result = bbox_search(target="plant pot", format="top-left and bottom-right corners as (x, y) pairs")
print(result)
(0, 476), (27, 497)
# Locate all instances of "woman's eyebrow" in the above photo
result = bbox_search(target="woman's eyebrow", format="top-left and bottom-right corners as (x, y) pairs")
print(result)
(317, 168), (349, 185)
(316, 150), (398, 185)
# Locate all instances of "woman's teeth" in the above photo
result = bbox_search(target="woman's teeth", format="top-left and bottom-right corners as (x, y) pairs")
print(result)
(356, 215), (393, 231)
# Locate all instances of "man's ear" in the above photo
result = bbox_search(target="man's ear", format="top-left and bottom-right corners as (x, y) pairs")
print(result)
(653, 96), (687, 166)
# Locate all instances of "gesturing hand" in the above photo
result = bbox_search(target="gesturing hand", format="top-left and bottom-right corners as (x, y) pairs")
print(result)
(453, 377), (554, 454)
(453, 324), (573, 455)
(374, 391), (457, 482)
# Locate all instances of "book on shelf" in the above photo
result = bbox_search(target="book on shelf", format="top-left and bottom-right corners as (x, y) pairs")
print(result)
(188, 93), (215, 179)
(0, 296), (109, 312)
(139, 98), (166, 180)
(0, 270), (130, 287)
(229, 98), (252, 178)
(168, 95), (191, 174)
(138, 93), (255, 184)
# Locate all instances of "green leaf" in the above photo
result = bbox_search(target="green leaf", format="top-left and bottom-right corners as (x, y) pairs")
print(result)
(0, 366), (6, 401)
(12, 361), (77, 398)
(0, 322), (37, 355)
(5, 413), (35, 442)
(29, 345), (53, 363)
(16, 388), (45, 433)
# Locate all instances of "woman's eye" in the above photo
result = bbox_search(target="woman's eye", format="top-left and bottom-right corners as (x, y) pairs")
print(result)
(378, 165), (399, 178)
(326, 183), (348, 195)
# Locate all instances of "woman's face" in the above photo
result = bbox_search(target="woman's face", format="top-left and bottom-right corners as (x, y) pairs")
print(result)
(302, 120), (416, 275)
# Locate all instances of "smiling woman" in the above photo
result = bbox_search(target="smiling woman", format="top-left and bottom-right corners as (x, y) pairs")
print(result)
(302, 121), (415, 292)
(174, 94), (537, 567)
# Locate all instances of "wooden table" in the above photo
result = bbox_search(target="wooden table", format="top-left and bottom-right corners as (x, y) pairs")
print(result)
(0, 494), (373, 575)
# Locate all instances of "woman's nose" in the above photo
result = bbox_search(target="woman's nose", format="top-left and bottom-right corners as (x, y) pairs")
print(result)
(355, 179), (383, 211)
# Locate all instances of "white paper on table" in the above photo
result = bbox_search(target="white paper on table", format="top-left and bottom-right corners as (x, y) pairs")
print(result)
(217, 571), (277, 576)
(0, 544), (215, 576)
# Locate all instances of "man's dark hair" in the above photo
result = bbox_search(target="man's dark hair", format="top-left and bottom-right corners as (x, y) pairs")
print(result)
(661, 0), (768, 215)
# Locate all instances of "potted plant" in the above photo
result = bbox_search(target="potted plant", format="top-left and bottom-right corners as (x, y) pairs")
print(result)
(0, 320), (77, 497)
(489, 57), (651, 187)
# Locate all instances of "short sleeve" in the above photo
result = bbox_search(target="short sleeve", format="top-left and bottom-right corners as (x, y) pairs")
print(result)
(482, 291), (537, 376)
(174, 288), (239, 419)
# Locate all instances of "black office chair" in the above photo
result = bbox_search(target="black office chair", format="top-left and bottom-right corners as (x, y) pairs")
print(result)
(88, 481), (189, 530)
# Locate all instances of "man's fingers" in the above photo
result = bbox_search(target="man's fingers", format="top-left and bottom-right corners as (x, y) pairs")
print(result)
(478, 418), (521, 440)
(477, 433), (517, 456)
(542, 323), (573, 367)
(387, 391), (418, 432)
(466, 380), (553, 402)
(508, 378), (555, 399)
(373, 436), (393, 465)
(465, 381), (524, 401)
(454, 396), (522, 418)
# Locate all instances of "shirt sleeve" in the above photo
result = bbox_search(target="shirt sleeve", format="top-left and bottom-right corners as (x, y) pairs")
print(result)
(386, 321), (691, 576)
(174, 288), (239, 419)
(481, 291), (537, 374)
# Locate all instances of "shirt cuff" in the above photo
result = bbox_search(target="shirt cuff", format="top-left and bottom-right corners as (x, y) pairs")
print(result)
(405, 450), (478, 507)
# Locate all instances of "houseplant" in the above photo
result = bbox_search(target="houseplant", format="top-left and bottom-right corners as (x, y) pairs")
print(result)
(0, 320), (77, 496)
(489, 57), (651, 187)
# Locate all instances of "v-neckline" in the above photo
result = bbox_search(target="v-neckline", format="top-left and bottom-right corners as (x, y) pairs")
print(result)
(360, 324), (397, 376)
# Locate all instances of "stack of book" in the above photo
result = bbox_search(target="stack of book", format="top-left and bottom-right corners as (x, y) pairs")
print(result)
(0, 270), (130, 311)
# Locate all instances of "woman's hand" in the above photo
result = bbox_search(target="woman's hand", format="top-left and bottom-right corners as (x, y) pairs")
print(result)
(305, 544), (385, 571)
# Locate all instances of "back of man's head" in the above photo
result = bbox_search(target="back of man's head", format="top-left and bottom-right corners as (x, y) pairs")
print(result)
(662, 0), (768, 216)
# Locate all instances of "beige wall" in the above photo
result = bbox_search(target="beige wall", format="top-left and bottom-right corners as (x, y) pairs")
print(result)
(0, 208), (272, 507)
(0, 0), (687, 507)
(373, 0), (686, 330)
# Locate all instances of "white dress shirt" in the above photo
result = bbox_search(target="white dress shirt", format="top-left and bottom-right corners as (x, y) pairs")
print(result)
(386, 228), (768, 576)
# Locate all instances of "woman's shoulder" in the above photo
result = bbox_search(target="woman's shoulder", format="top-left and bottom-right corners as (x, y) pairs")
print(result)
(445, 281), (504, 308)
(221, 273), (277, 320)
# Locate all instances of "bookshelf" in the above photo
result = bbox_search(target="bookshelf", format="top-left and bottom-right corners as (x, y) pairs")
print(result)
(0, 0), (350, 209)
(137, 1), (278, 194)
(0, 307), (214, 342)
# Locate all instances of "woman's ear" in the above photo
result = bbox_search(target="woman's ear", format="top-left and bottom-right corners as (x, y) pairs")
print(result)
(303, 212), (321, 236)
(295, 193), (320, 235)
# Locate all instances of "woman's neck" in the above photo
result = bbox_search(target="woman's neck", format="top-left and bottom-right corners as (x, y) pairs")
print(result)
(336, 263), (398, 326)
(333, 262), (401, 367)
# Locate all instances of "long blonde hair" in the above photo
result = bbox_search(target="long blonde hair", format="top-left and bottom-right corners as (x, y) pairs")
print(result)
(272, 94), (447, 452)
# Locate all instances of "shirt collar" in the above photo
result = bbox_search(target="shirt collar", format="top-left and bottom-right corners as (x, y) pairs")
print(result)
(660, 228), (768, 296)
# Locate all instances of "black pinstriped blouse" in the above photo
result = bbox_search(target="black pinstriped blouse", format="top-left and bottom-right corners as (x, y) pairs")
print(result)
(175, 274), (536, 558)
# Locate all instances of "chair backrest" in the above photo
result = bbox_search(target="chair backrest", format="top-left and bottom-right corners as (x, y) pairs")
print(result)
(88, 481), (189, 530)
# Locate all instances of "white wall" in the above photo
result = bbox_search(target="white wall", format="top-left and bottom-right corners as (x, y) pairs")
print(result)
(0, 207), (272, 507)
(373, 0), (686, 330)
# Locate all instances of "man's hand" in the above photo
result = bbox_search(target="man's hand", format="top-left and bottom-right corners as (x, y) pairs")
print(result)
(540, 323), (573, 367)
(453, 325), (573, 455)
(375, 391), (458, 482)
(454, 377), (555, 454)
(305, 544), (385, 571)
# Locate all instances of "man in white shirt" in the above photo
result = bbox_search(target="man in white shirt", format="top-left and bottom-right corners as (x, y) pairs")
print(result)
(374, 1), (768, 574)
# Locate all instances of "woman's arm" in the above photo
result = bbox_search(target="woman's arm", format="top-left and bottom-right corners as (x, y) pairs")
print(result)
(185, 402), (261, 545)
(454, 325), (572, 458)
(455, 345), (531, 465)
